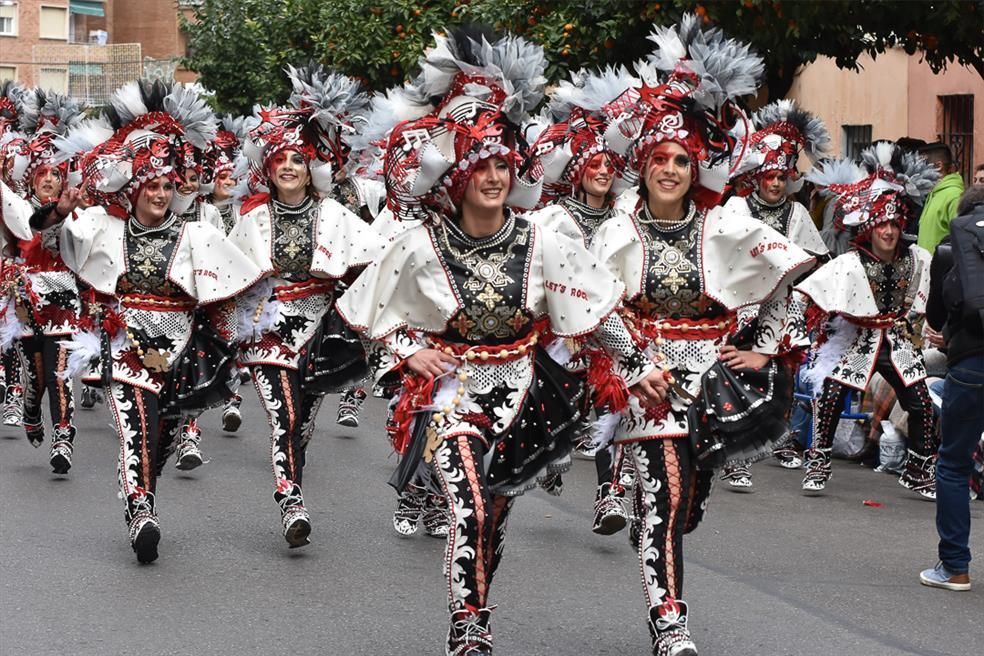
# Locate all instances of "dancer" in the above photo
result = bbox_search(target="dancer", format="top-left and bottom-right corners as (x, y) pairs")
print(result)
(796, 143), (940, 498)
(332, 174), (387, 428)
(204, 116), (253, 433)
(0, 81), (30, 428)
(50, 80), (261, 562)
(230, 64), (385, 548)
(593, 16), (813, 654)
(3, 89), (83, 472)
(337, 28), (667, 655)
(718, 99), (831, 490)
(527, 65), (638, 533)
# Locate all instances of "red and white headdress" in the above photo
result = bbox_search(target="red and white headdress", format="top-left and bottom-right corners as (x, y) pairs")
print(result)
(0, 81), (26, 137)
(808, 142), (938, 239)
(379, 27), (547, 220)
(53, 80), (217, 218)
(17, 88), (83, 191)
(730, 99), (830, 196)
(603, 14), (764, 209)
(526, 65), (636, 205)
(240, 64), (370, 200)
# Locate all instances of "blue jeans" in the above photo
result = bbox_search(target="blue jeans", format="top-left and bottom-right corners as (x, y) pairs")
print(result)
(936, 353), (984, 574)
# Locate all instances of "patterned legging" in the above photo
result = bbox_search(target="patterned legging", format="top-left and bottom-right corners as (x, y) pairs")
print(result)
(2, 345), (20, 393)
(17, 336), (74, 437)
(628, 439), (693, 633)
(106, 381), (182, 504)
(250, 364), (325, 490)
(433, 433), (515, 614)
(813, 341), (935, 455)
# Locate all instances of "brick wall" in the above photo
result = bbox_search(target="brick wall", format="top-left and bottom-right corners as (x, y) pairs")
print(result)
(1, 0), (72, 86)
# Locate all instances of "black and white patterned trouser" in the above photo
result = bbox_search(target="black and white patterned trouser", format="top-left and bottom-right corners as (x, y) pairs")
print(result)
(628, 438), (693, 635)
(2, 345), (20, 392)
(250, 364), (325, 490)
(17, 336), (74, 435)
(814, 341), (935, 455)
(106, 381), (183, 506)
(433, 433), (515, 614)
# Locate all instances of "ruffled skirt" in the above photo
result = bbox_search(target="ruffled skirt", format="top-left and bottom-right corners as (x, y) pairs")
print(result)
(392, 347), (585, 497)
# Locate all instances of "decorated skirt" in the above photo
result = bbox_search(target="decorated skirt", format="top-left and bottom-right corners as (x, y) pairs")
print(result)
(389, 333), (584, 497)
(237, 277), (368, 393)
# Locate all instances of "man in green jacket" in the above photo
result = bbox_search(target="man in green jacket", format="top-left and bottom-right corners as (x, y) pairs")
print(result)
(917, 143), (965, 253)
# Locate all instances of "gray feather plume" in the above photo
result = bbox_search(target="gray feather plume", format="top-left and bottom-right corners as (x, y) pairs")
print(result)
(18, 89), (82, 136)
(109, 81), (149, 126)
(548, 65), (637, 121)
(898, 151), (940, 202)
(163, 83), (218, 149)
(344, 86), (431, 178)
(411, 30), (547, 124)
(645, 13), (763, 109)
(287, 64), (370, 138)
(51, 116), (114, 163)
(805, 158), (865, 194)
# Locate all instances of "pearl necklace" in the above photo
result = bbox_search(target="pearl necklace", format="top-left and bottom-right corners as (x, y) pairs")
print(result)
(441, 213), (515, 260)
(128, 212), (177, 238)
(639, 201), (696, 232)
(271, 196), (315, 220)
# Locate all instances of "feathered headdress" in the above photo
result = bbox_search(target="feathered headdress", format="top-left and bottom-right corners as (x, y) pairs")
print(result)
(603, 13), (764, 209)
(241, 64), (370, 202)
(0, 130), (29, 192)
(53, 80), (217, 218)
(730, 99), (830, 196)
(0, 81), (26, 136)
(807, 142), (939, 239)
(16, 89), (83, 191)
(199, 114), (255, 198)
(380, 26), (548, 219)
(527, 65), (636, 204)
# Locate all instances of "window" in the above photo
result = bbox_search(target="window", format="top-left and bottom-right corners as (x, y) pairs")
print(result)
(939, 94), (974, 183)
(0, 65), (16, 83)
(39, 5), (68, 40)
(842, 125), (872, 161)
(38, 66), (67, 92)
(0, 2), (17, 36)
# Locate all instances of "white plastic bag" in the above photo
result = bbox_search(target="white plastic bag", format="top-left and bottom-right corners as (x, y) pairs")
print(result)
(832, 419), (866, 458)
(876, 421), (907, 473)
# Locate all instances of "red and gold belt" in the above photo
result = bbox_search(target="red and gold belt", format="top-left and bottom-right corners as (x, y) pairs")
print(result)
(428, 321), (550, 364)
(273, 278), (335, 301)
(120, 293), (196, 312)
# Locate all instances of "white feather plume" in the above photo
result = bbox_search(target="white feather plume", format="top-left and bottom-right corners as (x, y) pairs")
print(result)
(52, 116), (114, 163)
(235, 280), (278, 342)
(800, 316), (859, 393)
(58, 331), (102, 380)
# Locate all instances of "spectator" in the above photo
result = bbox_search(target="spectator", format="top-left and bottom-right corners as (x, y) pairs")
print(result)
(917, 142), (965, 253)
(974, 163), (984, 186)
(920, 184), (984, 592)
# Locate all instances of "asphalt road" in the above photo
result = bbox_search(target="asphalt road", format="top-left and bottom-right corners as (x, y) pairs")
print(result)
(1, 389), (980, 656)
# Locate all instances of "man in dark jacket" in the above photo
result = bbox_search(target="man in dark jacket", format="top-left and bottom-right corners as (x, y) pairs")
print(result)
(920, 185), (984, 591)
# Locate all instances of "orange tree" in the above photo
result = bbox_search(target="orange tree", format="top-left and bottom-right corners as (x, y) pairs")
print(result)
(183, 0), (984, 115)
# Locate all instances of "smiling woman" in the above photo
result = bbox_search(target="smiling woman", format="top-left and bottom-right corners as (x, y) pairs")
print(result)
(227, 64), (386, 550)
(588, 15), (816, 655)
(44, 80), (263, 564)
(336, 28), (670, 656)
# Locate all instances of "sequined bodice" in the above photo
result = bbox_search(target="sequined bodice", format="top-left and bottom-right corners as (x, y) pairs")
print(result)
(559, 196), (611, 246)
(117, 216), (185, 296)
(746, 194), (793, 235)
(218, 204), (235, 234)
(437, 214), (535, 345)
(30, 196), (63, 257)
(627, 206), (727, 320)
(861, 250), (914, 314)
(270, 198), (316, 282)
